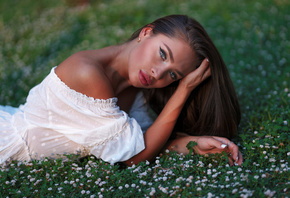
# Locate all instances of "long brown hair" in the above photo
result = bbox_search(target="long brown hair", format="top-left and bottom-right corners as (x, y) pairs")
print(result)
(129, 15), (241, 139)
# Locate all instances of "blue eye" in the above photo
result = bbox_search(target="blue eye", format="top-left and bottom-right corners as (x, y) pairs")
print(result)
(169, 71), (177, 80)
(160, 47), (166, 61)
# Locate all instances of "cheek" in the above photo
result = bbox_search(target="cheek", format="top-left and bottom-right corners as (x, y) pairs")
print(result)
(136, 40), (156, 65)
(154, 79), (172, 88)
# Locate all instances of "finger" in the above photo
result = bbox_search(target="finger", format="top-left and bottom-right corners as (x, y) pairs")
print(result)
(228, 155), (234, 166)
(196, 58), (210, 74)
(211, 136), (230, 149)
(207, 136), (242, 166)
(237, 151), (243, 166)
(229, 142), (239, 161)
(212, 137), (240, 162)
(212, 136), (231, 144)
(203, 136), (228, 151)
(202, 64), (211, 80)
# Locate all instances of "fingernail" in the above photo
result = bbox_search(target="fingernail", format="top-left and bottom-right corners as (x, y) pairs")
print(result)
(221, 144), (227, 149)
(206, 58), (209, 62)
(236, 156), (239, 162)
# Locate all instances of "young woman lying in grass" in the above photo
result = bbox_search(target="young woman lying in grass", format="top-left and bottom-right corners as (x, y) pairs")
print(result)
(0, 15), (242, 166)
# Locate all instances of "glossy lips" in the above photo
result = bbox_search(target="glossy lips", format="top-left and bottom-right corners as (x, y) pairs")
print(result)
(139, 70), (151, 86)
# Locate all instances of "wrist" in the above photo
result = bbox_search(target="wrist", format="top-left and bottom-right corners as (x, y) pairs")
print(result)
(176, 81), (193, 97)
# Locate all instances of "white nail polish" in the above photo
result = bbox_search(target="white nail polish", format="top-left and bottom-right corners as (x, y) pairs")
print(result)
(236, 156), (239, 161)
(221, 144), (227, 149)
(206, 58), (209, 62)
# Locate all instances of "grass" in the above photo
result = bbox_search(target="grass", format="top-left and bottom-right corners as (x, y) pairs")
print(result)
(0, 0), (289, 197)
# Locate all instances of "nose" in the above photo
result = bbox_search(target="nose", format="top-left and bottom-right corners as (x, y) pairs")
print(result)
(151, 66), (165, 80)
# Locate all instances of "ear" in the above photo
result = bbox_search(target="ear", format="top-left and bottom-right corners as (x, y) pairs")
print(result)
(139, 26), (153, 39)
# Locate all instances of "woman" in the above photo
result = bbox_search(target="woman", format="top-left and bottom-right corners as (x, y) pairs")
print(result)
(0, 15), (242, 166)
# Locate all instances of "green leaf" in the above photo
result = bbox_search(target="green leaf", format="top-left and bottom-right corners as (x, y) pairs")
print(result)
(186, 141), (198, 156)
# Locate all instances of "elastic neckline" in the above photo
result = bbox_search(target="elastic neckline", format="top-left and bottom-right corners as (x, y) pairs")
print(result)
(49, 66), (118, 107)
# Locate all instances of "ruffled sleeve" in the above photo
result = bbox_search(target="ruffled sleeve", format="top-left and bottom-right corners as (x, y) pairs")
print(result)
(22, 67), (145, 164)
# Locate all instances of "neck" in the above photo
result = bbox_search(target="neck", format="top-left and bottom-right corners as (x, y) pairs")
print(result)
(97, 41), (134, 96)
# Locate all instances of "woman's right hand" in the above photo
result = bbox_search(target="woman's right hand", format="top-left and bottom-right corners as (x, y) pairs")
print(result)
(179, 58), (211, 91)
(193, 136), (243, 166)
(166, 134), (243, 166)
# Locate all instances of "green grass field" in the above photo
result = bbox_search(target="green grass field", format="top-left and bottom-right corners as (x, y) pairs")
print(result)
(0, 0), (289, 197)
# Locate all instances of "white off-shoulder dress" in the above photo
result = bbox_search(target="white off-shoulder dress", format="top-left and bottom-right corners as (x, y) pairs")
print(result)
(0, 67), (153, 165)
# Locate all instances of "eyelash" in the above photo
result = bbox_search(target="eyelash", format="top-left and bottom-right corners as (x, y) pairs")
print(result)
(159, 47), (167, 61)
(159, 47), (177, 80)
(169, 71), (177, 81)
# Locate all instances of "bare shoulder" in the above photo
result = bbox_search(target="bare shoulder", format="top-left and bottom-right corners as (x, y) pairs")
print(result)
(55, 51), (114, 100)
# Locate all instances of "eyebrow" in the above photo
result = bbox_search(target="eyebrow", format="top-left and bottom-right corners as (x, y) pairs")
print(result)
(163, 43), (174, 63)
(176, 70), (184, 78)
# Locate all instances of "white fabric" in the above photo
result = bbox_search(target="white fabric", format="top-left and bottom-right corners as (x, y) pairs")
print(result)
(0, 67), (152, 165)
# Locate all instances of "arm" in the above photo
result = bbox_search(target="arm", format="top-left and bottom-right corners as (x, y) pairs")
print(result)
(124, 59), (211, 165)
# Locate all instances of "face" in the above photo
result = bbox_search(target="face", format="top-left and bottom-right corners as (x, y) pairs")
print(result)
(127, 28), (197, 88)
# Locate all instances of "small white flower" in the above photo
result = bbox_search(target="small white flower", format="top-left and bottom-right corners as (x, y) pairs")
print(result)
(207, 169), (212, 175)
(149, 188), (156, 196)
(81, 190), (86, 194)
(269, 158), (276, 162)
(281, 164), (286, 168)
(264, 189), (276, 197)
(48, 187), (52, 191)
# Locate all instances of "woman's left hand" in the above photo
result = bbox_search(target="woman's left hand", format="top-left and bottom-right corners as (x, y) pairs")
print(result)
(193, 136), (243, 166)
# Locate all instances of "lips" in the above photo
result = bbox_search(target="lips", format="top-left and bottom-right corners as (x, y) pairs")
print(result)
(139, 70), (151, 86)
